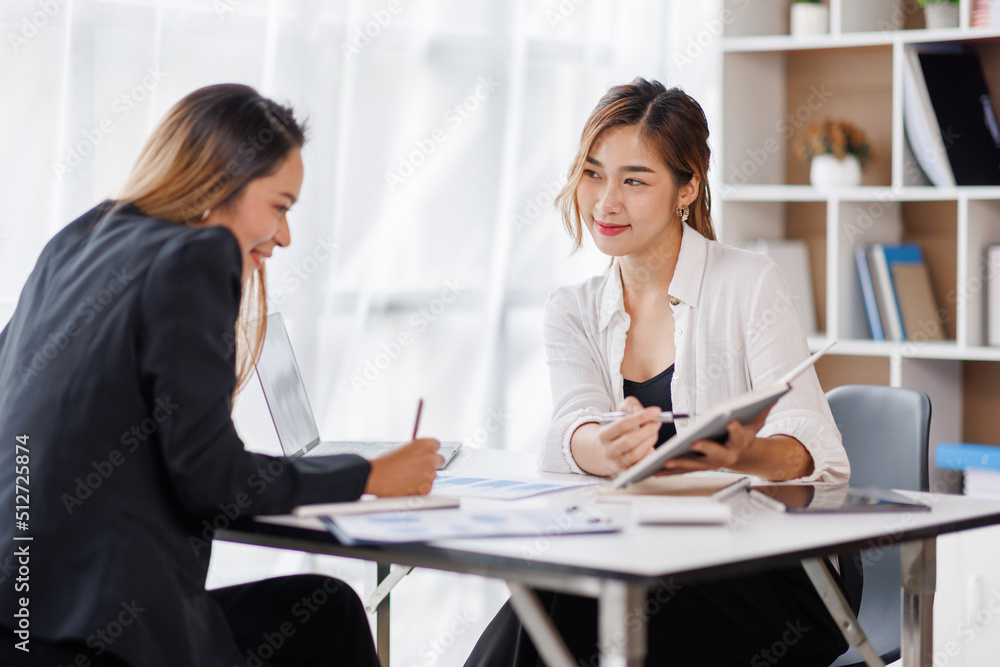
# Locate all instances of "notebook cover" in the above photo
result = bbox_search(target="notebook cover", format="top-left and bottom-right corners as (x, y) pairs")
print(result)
(891, 263), (944, 341)
(918, 50), (1000, 185)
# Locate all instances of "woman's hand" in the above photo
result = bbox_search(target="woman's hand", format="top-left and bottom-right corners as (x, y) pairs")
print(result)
(659, 405), (772, 475)
(572, 396), (661, 476)
(364, 438), (442, 496)
(657, 405), (814, 480)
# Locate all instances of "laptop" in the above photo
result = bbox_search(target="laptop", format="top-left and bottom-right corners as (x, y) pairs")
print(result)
(252, 313), (460, 466)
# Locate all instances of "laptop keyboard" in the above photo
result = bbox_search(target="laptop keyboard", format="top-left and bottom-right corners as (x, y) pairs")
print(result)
(309, 441), (400, 457)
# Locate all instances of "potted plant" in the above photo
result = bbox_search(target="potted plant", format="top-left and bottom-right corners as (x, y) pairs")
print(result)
(790, 0), (829, 37)
(795, 118), (874, 187)
(920, 0), (960, 29)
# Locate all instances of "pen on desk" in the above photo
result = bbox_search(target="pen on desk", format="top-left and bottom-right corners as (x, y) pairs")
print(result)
(749, 489), (787, 513)
(411, 398), (424, 440)
(712, 477), (752, 502)
(598, 411), (690, 425)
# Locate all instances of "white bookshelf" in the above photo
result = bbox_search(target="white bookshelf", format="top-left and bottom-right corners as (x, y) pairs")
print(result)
(721, 3), (1000, 663)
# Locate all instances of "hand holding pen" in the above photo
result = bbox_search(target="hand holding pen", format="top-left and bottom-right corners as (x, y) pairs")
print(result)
(363, 398), (441, 497)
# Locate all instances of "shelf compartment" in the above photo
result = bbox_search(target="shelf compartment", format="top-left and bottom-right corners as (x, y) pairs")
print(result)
(723, 47), (892, 188)
(720, 201), (827, 335)
(834, 198), (957, 342)
(814, 354), (891, 392)
(962, 199), (1000, 347)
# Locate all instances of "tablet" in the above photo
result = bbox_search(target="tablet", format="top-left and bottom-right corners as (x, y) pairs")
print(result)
(751, 484), (930, 513)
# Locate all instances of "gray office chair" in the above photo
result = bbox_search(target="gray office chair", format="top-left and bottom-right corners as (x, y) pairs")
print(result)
(825, 384), (931, 667)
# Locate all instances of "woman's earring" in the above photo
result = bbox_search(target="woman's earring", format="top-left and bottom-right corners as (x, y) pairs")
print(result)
(201, 209), (211, 222)
(677, 205), (690, 224)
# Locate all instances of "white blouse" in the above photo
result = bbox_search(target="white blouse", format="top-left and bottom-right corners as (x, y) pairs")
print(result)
(538, 222), (850, 485)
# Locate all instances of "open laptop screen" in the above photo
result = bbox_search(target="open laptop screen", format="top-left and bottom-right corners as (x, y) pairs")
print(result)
(252, 313), (321, 456)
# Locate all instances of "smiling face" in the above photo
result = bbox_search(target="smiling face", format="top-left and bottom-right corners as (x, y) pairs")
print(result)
(206, 147), (304, 285)
(575, 125), (698, 259)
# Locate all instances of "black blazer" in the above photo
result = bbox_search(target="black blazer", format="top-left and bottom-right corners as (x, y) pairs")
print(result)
(0, 203), (371, 666)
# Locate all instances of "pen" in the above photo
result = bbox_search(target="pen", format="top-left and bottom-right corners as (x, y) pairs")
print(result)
(712, 477), (752, 502)
(411, 397), (424, 440)
(749, 489), (787, 513)
(598, 411), (690, 425)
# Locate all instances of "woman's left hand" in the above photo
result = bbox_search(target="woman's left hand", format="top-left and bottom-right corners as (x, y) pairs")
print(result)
(656, 405), (772, 475)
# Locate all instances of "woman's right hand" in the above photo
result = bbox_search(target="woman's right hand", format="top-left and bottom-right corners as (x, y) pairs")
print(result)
(364, 438), (442, 497)
(572, 396), (661, 476)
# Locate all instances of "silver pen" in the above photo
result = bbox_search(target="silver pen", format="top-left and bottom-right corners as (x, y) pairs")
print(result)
(711, 477), (752, 502)
(598, 411), (690, 425)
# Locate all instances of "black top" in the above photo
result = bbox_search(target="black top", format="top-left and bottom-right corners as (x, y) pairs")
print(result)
(623, 363), (677, 446)
(0, 202), (371, 667)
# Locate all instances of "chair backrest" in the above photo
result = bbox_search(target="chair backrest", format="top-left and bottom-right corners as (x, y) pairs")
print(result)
(825, 384), (931, 667)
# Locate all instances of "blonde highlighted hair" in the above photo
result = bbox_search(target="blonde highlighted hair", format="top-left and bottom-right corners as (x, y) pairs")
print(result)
(117, 83), (307, 405)
(556, 78), (716, 248)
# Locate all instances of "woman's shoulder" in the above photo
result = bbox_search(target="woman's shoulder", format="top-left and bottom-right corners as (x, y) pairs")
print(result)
(703, 236), (781, 286)
(544, 272), (610, 318)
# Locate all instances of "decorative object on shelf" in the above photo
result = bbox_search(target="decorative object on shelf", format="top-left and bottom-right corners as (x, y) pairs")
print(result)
(971, 0), (1000, 27)
(920, 0), (960, 29)
(790, 0), (829, 36)
(795, 118), (873, 187)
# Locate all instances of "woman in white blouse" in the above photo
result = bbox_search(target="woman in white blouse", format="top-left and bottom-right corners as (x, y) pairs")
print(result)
(465, 79), (851, 667)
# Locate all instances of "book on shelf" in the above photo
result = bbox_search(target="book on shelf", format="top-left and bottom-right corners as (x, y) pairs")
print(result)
(963, 468), (1000, 501)
(855, 245), (885, 342)
(868, 244), (905, 341)
(935, 442), (1000, 471)
(883, 244), (945, 342)
(902, 45), (956, 187)
(745, 239), (817, 335)
(915, 47), (1000, 186)
(989, 245), (1000, 347)
(972, 0), (1000, 27)
(867, 243), (943, 342)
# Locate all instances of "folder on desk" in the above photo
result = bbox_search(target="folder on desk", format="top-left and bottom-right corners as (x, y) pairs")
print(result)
(321, 508), (619, 545)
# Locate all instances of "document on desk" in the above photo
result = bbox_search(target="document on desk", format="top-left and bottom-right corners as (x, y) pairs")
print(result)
(322, 508), (618, 545)
(430, 473), (599, 500)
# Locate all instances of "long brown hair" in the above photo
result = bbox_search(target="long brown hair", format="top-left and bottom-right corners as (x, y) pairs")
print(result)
(117, 83), (307, 404)
(557, 78), (715, 249)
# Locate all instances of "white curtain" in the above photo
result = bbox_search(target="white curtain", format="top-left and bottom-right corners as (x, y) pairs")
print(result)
(0, 0), (723, 662)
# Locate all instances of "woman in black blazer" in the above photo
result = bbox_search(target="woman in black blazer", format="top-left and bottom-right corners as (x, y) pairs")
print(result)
(0, 84), (440, 666)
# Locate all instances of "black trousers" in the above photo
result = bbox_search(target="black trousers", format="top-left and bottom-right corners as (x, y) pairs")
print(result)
(1, 574), (379, 666)
(465, 564), (849, 667)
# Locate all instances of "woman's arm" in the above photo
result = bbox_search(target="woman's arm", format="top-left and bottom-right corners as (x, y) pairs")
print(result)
(541, 286), (661, 475)
(139, 227), (377, 515)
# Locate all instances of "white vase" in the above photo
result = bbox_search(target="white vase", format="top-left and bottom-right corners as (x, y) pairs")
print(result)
(810, 154), (862, 187)
(924, 3), (960, 29)
(790, 3), (829, 36)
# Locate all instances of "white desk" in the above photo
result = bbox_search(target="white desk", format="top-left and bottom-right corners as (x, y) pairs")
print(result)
(217, 448), (1000, 667)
